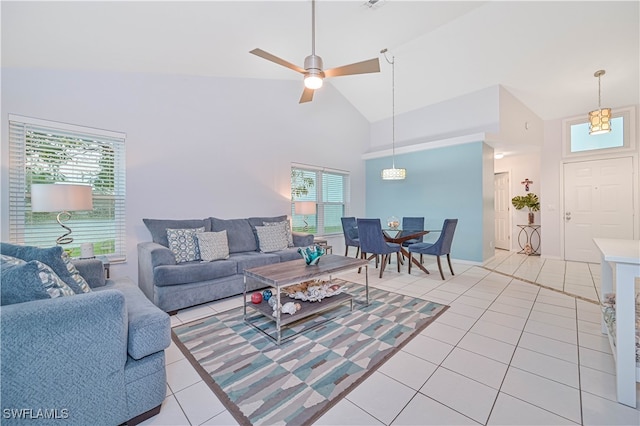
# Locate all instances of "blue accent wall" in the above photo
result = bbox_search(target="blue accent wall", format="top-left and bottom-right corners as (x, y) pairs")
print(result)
(366, 142), (485, 262)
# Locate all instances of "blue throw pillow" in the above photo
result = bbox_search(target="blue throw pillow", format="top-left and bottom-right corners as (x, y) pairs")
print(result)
(1, 260), (50, 305)
(0, 243), (84, 294)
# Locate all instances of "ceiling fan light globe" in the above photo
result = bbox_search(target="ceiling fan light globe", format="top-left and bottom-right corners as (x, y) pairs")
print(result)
(304, 74), (323, 90)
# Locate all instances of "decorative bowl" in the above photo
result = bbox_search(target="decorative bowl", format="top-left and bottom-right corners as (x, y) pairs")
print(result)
(387, 216), (400, 230)
(298, 244), (326, 265)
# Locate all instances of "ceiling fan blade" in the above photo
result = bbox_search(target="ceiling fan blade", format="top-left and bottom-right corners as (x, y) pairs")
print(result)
(324, 58), (381, 78)
(249, 48), (305, 74)
(299, 87), (315, 103)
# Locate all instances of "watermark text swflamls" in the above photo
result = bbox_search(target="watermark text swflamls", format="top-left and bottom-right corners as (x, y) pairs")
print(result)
(3, 408), (69, 420)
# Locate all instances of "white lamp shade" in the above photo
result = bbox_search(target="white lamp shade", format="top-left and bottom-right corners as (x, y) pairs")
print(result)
(31, 184), (93, 212)
(295, 201), (316, 215)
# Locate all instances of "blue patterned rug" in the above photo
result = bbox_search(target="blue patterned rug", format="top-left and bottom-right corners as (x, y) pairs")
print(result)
(172, 282), (448, 425)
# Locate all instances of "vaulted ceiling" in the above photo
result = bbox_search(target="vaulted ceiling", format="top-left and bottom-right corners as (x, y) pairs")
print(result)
(2, 1), (639, 123)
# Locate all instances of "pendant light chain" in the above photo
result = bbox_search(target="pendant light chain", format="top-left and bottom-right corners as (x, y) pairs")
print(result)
(598, 72), (602, 110)
(391, 54), (396, 168)
(381, 48), (406, 180)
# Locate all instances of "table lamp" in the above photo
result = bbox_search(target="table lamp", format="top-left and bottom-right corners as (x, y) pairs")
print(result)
(31, 183), (93, 245)
(294, 201), (316, 232)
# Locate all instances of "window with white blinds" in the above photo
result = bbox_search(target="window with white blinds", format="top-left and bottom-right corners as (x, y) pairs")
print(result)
(8, 115), (126, 261)
(291, 164), (350, 236)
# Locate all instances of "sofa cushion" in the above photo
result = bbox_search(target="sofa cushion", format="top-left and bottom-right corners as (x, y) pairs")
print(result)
(247, 215), (288, 228)
(255, 224), (289, 253)
(167, 227), (205, 263)
(263, 220), (294, 247)
(95, 279), (170, 360)
(153, 260), (237, 287)
(196, 231), (229, 261)
(273, 247), (304, 262)
(1, 258), (50, 305)
(230, 251), (280, 274)
(210, 218), (257, 253)
(0, 243), (86, 294)
(143, 218), (211, 248)
(61, 251), (92, 293)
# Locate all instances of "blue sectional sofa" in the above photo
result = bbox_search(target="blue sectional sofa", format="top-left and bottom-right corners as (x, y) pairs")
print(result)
(0, 243), (170, 425)
(137, 215), (314, 313)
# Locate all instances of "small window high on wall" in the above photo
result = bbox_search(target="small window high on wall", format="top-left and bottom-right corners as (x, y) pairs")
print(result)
(563, 107), (636, 158)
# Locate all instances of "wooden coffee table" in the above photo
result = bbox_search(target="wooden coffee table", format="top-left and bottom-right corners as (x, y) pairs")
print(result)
(243, 254), (369, 345)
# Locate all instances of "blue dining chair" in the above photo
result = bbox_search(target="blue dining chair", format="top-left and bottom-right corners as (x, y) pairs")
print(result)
(408, 219), (458, 280)
(401, 217), (425, 262)
(357, 218), (401, 278)
(340, 217), (360, 258)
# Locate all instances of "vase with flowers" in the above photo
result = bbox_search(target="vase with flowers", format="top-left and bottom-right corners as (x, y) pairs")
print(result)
(511, 193), (540, 225)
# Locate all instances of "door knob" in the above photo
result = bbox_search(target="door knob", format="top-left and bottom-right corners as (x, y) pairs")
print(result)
(565, 212), (571, 221)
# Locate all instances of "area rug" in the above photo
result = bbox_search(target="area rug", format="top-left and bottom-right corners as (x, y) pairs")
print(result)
(171, 281), (448, 426)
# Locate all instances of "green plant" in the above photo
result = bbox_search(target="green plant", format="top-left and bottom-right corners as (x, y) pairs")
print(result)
(511, 193), (540, 212)
(291, 169), (314, 200)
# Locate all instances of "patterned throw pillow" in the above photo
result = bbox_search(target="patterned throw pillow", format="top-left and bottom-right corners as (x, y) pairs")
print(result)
(264, 220), (294, 247)
(0, 254), (75, 305)
(61, 251), (92, 293)
(0, 243), (85, 294)
(167, 227), (205, 263)
(255, 223), (289, 253)
(32, 259), (77, 298)
(196, 231), (230, 262)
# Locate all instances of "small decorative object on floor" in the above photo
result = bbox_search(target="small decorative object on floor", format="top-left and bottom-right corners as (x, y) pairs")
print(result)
(251, 292), (263, 304)
(262, 289), (272, 301)
(298, 244), (325, 265)
(387, 216), (400, 229)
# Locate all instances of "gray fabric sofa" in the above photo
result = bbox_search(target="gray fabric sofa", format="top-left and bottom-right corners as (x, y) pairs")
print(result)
(0, 252), (170, 426)
(138, 215), (314, 313)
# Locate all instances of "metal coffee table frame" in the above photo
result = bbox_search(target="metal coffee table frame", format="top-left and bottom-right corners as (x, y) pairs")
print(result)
(243, 254), (369, 345)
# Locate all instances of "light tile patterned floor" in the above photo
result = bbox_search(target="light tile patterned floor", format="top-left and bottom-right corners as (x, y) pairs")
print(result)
(141, 251), (640, 426)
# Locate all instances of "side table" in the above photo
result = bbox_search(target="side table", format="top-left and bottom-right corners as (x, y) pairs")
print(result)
(516, 224), (541, 256)
(313, 238), (333, 254)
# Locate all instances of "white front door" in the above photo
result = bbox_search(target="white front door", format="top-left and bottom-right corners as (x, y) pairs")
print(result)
(494, 172), (510, 250)
(564, 157), (634, 262)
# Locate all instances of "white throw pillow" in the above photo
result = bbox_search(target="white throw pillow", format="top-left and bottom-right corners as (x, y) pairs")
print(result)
(196, 231), (230, 262)
(166, 227), (205, 263)
(264, 220), (294, 247)
(255, 223), (289, 253)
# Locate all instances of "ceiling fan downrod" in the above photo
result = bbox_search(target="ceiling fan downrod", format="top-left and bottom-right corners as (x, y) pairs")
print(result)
(304, 0), (324, 89)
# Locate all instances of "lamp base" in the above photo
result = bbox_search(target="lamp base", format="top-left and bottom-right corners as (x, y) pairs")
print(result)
(56, 211), (74, 245)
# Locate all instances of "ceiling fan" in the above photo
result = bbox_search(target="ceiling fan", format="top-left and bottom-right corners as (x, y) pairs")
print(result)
(250, 0), (380, 103)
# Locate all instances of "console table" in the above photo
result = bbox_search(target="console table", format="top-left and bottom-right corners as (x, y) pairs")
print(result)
(593, 238), (640, 408)
(517, 224), (540, 256)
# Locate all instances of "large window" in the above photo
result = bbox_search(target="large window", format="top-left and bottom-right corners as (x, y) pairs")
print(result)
(8, 115), (126, 261)
(290, 164), (350, 236)
(563, 107), (635, 158)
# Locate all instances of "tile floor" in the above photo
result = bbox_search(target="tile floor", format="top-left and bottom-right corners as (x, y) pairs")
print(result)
(141, 251), (640, 426)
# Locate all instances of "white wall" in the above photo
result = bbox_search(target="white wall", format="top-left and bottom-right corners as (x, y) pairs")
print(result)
(494, 152), (542, 252)
(1, 69), (371, 280)
(369, 86), (500, 152)
(540, 118), (564, 259)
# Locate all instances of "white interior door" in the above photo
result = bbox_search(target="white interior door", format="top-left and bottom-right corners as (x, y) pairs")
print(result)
(494, 172), (510, 250)
(564, 157), (634, 263)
